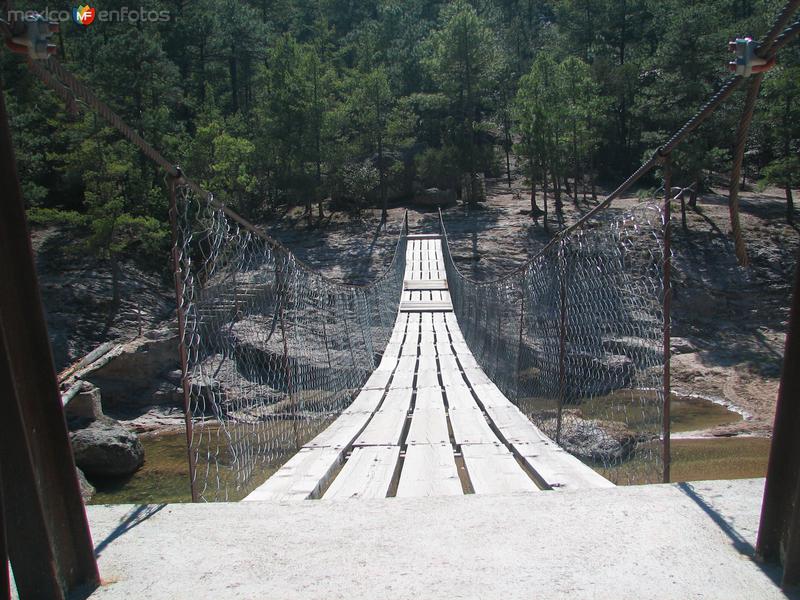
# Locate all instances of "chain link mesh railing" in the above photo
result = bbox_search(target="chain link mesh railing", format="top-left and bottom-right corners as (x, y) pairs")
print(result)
(440, 204), (665, 484)
(172, 185), (407, 501)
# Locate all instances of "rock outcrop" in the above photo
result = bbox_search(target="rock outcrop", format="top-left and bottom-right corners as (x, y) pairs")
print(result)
(80, 328), (182, 408)
(64, 381), (104, 422)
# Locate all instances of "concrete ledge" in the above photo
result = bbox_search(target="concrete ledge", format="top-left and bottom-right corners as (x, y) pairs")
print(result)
(76, 479), (794, 600)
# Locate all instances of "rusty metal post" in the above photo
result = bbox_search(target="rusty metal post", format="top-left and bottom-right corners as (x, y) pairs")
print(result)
(1, 463), (8, 600)
(757, 249), (800, 587)
(321, 314), (333, 369)
(556, 244), (568, 445)
(662, 155), (672, 484)
(0, 85), (99, 598)
(276, 262), (299, 449)
(167, 175), (199, 502)
(515, 288), (526, 400)
(494, 307), (502, 378)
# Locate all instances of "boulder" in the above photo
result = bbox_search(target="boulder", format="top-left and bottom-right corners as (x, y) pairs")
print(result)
(670, 337), (696, 355)
(70, 417), (144, 477)
(536, 409), (644, 463)
(75, 467), (95, 503)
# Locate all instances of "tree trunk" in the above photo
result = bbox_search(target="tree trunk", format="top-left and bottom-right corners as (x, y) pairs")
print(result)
(529, 158), (540, 213)
(377, 89), (387, 223)
(552, 170), (563, 222)
(543, 166), (549, 232)
(572, 122), (579, 206)
(505, 145), (512, 189)
(229, 43), (239, 113)
(788, 184), (794, 224)
(681, 191), (688, 231)
(689, 185), (698, 209)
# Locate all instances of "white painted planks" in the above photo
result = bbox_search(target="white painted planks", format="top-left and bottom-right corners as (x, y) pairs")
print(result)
(243, 447), (343, 501)
(396, 444), (462, 497)
(460, 444), (539, 495)
(353, 388), (411, 446)
(406, 388), (449, 445)
(323, 446), (400, 500)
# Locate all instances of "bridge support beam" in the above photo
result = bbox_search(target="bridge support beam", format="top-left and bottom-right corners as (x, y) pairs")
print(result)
(757, 249), (800, 588)
(0, 86), (99, 598)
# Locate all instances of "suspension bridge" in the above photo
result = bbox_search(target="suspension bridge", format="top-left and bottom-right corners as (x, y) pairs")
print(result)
(244, 233), (612, 502)
(2, 1), (800, 598)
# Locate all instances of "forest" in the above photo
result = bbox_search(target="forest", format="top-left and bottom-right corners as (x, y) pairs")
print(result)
(2, 0), (799, 271)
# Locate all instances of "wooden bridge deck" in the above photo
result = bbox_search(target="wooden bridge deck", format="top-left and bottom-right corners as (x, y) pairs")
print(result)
(245, 235), (611, 502)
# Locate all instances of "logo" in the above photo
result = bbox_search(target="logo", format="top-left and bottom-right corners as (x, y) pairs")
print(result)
(73, 5), (96, 26)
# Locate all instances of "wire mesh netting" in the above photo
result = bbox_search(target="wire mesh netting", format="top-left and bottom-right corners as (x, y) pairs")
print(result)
(172, 185), (408, 501)
(440, 204), (665, 484)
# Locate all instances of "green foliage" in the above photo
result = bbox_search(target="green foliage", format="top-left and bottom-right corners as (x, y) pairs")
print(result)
(761, 156), (800, 189)
(331, 161), (379, 213)
(3, 0), (797, 264)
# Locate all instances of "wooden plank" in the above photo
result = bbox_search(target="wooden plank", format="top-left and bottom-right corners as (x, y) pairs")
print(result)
(462, 367), (492, 387)
(446, 327), (466, 345)
(451, 341), (471, 356)
(390, 356), (417, 388)
(416, 367), (440, 389)
(461, 444), (539, 494)
(353, 389), (411, 446)
(388, 325), (408, 346)
(435, 341), (454, 356)
(418, 340), (437, 358)
(438, 355), (465, 388)
(406, 233), (441, 240)
(417, 354), (438, 371)
(407, 388), (449, 445)
(380, 343), (402, 361)
(403, 280), (448, 291)
(448, 406), (497, 444)
(396, 444), (462, 498)
(363, 367), (394, 391)
(471, 382), (518, 410)
(514, 442), (614, 490)
(305, 410), (374, 449)
(442, 383), (475, 411)
(419, 313), (435, 331)
(482, 405), (549, 445)
(400, 337), (419, 356)
(323, 446), (400, 500)
(343, 388), (386, 414)
(457, 353), (480, 371)
(399, 302), (453, 312)
(380, 387), (414, 411)
(375, 352), (399, 371)
(244, 447), (343, 502)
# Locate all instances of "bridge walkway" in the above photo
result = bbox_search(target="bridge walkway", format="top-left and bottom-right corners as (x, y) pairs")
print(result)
(245, 235), (611, 501)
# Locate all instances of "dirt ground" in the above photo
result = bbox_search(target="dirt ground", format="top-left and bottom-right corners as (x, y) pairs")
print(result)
(268, 176), (798, 439)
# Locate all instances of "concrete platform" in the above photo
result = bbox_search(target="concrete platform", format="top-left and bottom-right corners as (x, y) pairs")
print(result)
(71, 478), (797, 599)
